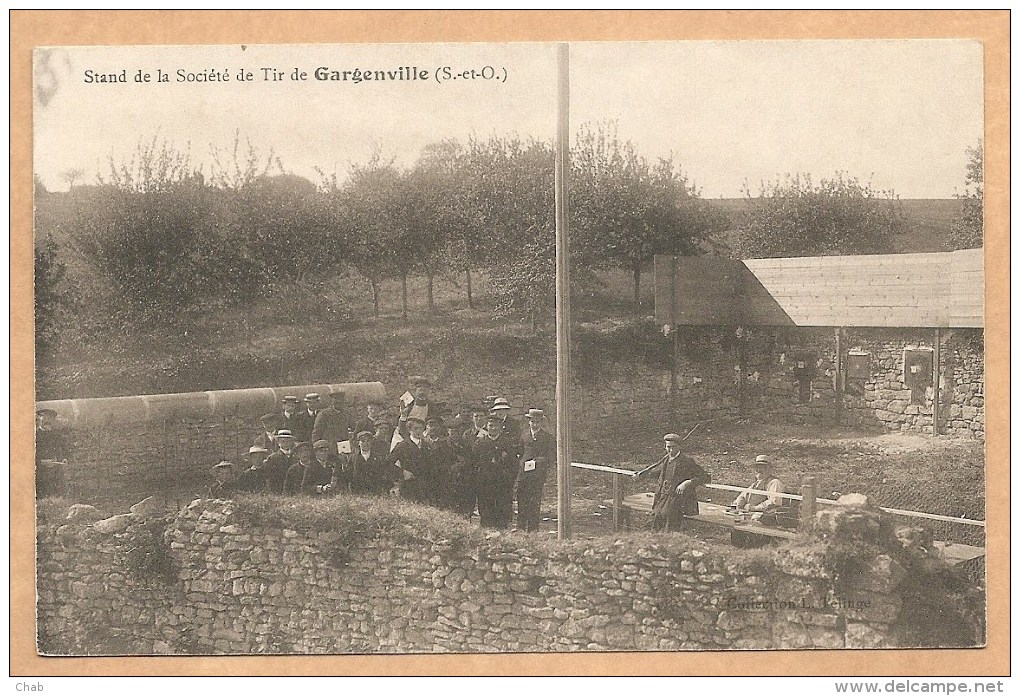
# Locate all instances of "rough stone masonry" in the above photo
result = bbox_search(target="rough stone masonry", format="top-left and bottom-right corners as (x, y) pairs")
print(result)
(36, 494), (984, 656)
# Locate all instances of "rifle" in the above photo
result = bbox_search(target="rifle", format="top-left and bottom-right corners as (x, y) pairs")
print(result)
(632, 421), (704, 479)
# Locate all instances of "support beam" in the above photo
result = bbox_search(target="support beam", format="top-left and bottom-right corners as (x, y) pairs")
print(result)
(834, 327), (844, 425)
(933, 327), (942, 435)
(554, 42), (572, 540)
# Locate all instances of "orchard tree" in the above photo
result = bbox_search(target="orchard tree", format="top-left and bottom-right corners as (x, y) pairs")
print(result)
(342, 153), (402, 317)
(738, 173), (902, 258)
(571, 122), (726, 304)
(946, 140), (983, 250)
(74, 137), (213, 325)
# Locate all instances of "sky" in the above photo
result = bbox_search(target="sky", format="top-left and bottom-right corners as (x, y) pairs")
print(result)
(33, 40), (983, 199)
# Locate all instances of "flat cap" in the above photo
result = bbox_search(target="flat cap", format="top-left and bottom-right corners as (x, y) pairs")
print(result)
(356, 430), (374, 441)
(276, 429), (295, 438)
(313, 439), (332, 450)
(663, 433), (683, 444)
(248, 445), (269, 455)
(754, 454), (772, 465)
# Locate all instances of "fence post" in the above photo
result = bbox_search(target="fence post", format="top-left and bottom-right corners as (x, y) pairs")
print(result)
(799, 475), (817, 534)
(612, 473), (623, 531)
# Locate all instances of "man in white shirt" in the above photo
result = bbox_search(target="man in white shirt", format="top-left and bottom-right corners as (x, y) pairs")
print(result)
(733, 454), (786, 515)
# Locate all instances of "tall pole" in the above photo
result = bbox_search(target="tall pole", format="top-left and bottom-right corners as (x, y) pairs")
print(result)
(555, 43), (572, 540)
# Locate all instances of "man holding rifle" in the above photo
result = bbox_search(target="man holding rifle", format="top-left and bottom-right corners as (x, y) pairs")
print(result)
(635, 432), (711, 532)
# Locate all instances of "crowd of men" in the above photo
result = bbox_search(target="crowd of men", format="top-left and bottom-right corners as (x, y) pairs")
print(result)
(209, 376), (556, 532)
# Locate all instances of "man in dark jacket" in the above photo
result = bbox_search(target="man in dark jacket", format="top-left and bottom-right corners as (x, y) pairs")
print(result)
(515, 408), (555, 533)
(388, 416), (432, 503)
(253, 413), (282, 453)
(636, 432), (711, 531)
(340, 430), (398, 495)
(264, 429), (298, 494)
(234, 445), (271, 493)
(313, 391), (352, 454)
(353, 401), (383, 441)
(473, 414), (520, 529)
(284, 441), (331, 496)
(424, 416), (458, 509)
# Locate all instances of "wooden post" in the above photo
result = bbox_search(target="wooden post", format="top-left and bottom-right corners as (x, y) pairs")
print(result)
(554, 43), (572, 540)
(735, 326), (746, 418)
(612, 473), (623, 531)
(834, 328), (844, 425)
(799, 475), (817, 534)
(933, 327), (942, 435)
(669, 255), (679, 431)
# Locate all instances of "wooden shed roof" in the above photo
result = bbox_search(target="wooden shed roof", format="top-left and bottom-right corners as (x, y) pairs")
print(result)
(654, 248), (983, 329)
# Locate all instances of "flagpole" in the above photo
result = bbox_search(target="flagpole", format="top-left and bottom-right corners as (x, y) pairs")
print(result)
(555, 42), (572, 540)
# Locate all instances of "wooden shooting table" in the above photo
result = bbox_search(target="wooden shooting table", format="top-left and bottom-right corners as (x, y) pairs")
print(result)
(614, 492), (797, 542)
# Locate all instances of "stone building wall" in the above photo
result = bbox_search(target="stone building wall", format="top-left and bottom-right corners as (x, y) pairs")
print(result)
(36, 497), (983, 656)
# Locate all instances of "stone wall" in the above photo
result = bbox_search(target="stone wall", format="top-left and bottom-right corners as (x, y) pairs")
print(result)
(36, 496), (984, 656)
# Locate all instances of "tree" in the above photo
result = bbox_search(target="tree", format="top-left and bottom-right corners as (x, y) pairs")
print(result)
(738, 173), (903, 258)
(34, 233), (74, 360)
(73, 137), (213, 326)
(571, 122), (727, 304)
(341, 152), (402, 317)
(946, 140), (983, 250)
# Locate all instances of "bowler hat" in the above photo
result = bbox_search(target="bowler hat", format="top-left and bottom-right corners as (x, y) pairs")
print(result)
(524, 408), (545, 420)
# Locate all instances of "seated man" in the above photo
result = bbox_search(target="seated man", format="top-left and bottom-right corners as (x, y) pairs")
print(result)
(732, 455), (786, 518)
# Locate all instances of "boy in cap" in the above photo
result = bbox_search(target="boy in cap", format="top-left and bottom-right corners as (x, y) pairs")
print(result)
(473, 413), (521, 529)
(310, 439), (343, 494)
(636, 432), (711, 532)
(515, 408), (555, 532)
(264, 429), (298, 494)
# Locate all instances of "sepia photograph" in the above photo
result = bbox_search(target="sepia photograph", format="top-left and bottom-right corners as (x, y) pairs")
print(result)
(31, 36), (987, 660)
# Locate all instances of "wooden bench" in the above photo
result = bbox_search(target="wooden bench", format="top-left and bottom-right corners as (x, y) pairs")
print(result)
(609, 493), (797, 543)
(610, 493), (983, 562)
(576, 462), (984, 564)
